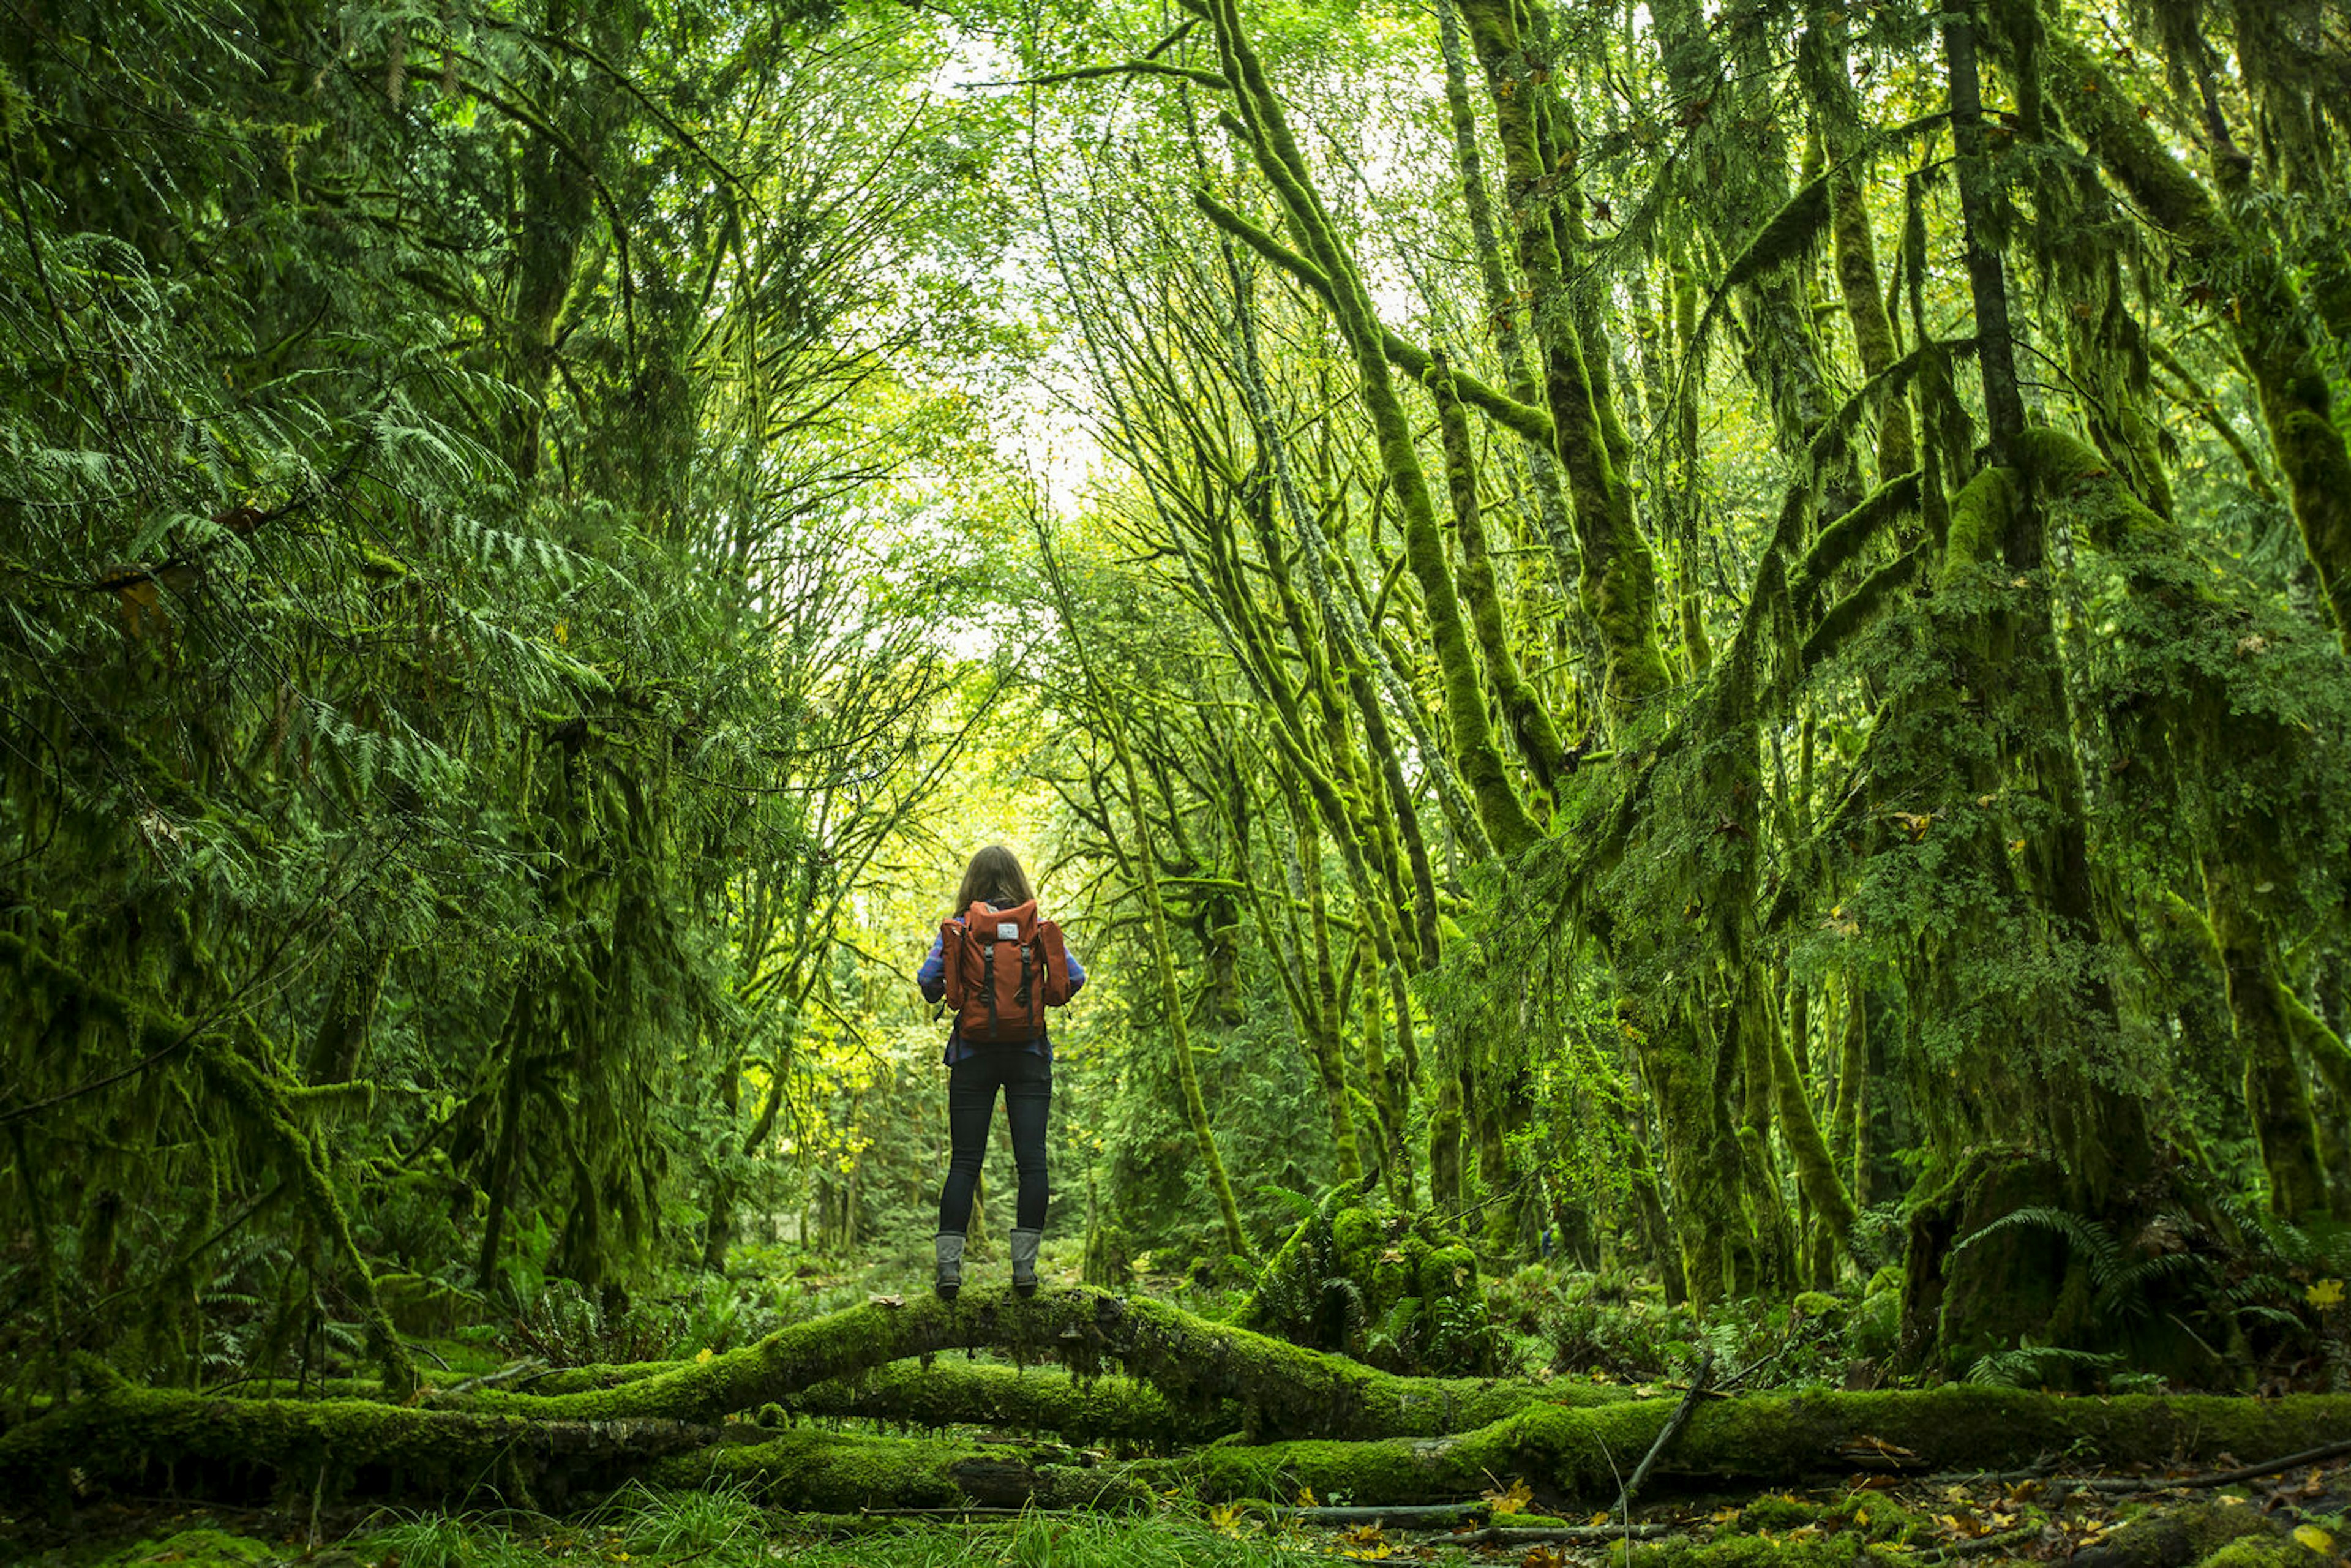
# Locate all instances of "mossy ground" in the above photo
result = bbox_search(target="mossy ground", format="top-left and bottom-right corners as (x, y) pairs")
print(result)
(4, 1494), (1331, 1568)
(9, 1462), (2346, 1568)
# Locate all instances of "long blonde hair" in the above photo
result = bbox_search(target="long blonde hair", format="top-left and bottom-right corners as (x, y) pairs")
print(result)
(955, 844), (1035, 911)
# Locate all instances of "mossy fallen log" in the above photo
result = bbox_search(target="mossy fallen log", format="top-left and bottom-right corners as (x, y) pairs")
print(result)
(17, 1289), (2345, 1520)
(0, 1381), (737, 1507)
(646, 1428), (1156, 1513)
(11, 1377), (2349, 1518)
(456, 1286), (1581, 1441)
(779, 1361), (1235, 1446)
(1172, 1386), (2351, 1504)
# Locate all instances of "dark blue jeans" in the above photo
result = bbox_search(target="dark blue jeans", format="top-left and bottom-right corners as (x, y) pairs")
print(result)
(937, 1048), (1051, 1234)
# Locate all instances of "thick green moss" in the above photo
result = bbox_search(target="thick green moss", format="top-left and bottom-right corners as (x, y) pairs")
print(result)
(655, 1429), (1153, 1513)
(1939, 466), (2016, 579)
(784, 1361), (1232, 1446)
(1168, 1386), (2351, 1504)
(102, 1529), (274, 1566)
(2196, 1547), (2291, 1568)
(0, 1382), (727, 1502)
(4, 1286), (1588, 1506)
(2075, 1500), (2284, 1567)
(1233, 1207), (1491, 1374)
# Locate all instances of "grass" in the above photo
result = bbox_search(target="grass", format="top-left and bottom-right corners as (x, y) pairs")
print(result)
(53, 1490), (1333, 1567)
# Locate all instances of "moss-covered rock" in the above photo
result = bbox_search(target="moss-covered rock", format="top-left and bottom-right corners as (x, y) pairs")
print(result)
(2069, 1500), (2284, 1567)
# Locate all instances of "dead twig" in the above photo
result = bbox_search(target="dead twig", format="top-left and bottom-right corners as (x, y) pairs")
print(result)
(2075, 1438), (2351, 1494)
(1617, 1349), (1716, 1518)
(1283, 1504), (1487, 1526)
(1443, 1523), (1676, 1547)
(426, 1357), (547, 1399)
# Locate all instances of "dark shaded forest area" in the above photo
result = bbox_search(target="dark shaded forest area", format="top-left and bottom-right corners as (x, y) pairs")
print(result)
(4, 0), (2350, 1562)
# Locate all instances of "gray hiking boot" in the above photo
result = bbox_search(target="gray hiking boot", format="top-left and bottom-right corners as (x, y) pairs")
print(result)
(934, 1232), (965, 1301)
(1010, 1227), (1043, 1297)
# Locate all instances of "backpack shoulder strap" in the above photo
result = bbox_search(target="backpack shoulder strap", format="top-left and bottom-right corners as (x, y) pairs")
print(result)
(940, 912), (973, 1007)
(1037, 917), (1073, 1006)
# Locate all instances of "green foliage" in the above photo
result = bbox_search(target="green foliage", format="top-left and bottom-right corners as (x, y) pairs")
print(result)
(1234, 1201), (1494, 1373)
(96, 1506), (1339, 1568)
(7, 0), (2351, 1431)
(0, 0), (1026, 1405)
(1965, 1341), (2125, 1389)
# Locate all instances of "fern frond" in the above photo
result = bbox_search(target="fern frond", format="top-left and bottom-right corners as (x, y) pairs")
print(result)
(1951, 1206), (2123, 1286)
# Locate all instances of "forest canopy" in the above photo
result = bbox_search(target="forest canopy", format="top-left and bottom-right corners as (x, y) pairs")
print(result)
(4, 0), (2351, 1538)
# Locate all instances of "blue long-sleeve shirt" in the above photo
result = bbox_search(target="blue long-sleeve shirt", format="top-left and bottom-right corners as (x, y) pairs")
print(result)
(918, 918), (1085, 1064)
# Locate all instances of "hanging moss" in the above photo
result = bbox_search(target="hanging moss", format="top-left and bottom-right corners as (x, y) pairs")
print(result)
(1790, 471), (1924, 616)
(1799, 547), (1924, 675)
(2046, 31), (2351, 648)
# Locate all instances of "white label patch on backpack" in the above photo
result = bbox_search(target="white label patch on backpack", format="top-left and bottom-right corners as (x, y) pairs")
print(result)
(997, 922), (1019, 941)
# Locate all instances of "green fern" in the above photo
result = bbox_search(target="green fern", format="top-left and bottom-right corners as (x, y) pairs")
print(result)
(1966, 1341), (2124, 1389)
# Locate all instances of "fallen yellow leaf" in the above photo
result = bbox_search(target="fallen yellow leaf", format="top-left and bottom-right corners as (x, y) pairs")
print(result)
(2292, 1523), (2333, 1553)
(1483, 1477), (1534, 1516)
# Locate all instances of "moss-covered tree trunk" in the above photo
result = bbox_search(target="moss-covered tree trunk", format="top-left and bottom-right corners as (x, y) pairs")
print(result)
(1431, 0), (1586, 656)
(1815, 15), (1916, 489)
(2044, 31), (2351, 651)
(1453, 0), (1672, 723)
(1434, 354), (1571, 798)
(1038, 531), (1252, 1262)
(1203, 0), (1540, 857)
(2202, 860), (2331, 1218)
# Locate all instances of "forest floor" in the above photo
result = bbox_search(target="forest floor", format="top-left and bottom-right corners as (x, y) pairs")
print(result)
(7, 1453), (2350, 1568)
(6, 1242), (2349, 1568)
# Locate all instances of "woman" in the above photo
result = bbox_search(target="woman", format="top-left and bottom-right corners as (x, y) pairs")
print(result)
(915, 845), (1084, 1299)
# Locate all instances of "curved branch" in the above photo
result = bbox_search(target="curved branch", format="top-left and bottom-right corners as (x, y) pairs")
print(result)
(1190, 189), (1556, 446)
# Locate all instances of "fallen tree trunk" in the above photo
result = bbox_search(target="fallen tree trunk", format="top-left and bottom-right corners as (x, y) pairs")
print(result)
(780, 1361), (1235, 1446)
(450, 1286), (1585, 1441)
(620, 1384), (2351, 1512)
(645, 1428), (1156, 1514)
(0, 1378), (739, 1508)
(1172, 1384), (2351, 1505)
(10, 1290), (2349, 1517)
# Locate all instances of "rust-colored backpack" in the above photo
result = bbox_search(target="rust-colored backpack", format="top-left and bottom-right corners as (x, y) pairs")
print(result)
(940, 899), (1073, 1045)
